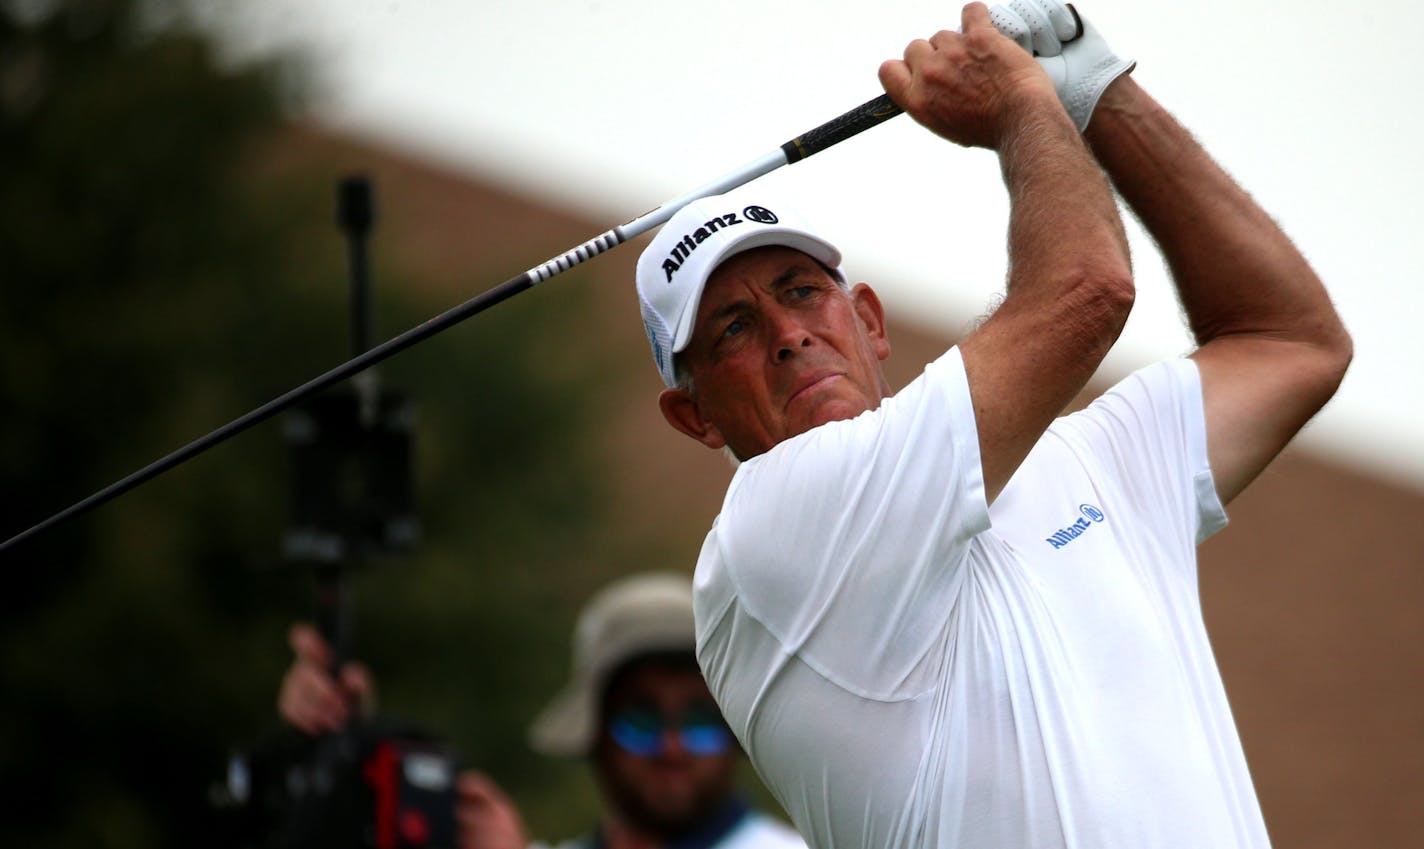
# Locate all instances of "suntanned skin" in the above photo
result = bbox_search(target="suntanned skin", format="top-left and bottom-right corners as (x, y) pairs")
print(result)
(658, 251), (892, 460)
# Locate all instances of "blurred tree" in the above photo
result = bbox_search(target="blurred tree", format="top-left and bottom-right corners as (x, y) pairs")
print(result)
(0, 1), (607, 846)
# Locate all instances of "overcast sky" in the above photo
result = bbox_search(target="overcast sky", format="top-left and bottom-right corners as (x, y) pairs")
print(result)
(215, 0), (1423, 491)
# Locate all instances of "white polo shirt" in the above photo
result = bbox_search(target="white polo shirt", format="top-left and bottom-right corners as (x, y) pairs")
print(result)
(693, 348), (1270, 849)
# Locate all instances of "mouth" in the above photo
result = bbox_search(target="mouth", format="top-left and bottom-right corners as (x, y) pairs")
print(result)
(786, 372), (842, 408)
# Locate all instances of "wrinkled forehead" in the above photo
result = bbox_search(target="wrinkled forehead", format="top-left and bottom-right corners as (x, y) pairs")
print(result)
(697, 245), (842, 311)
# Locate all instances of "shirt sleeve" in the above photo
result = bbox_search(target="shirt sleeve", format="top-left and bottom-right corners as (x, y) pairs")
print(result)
(703, 346), (991, 700)
(1056, 357), (1227, 550)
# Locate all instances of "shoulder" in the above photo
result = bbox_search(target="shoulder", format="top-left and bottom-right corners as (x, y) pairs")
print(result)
(1092, 357), (1201, 418)
(1048, 357), (1203, 451)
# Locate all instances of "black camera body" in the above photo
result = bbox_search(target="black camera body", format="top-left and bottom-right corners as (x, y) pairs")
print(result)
(219, 718), (459, 849)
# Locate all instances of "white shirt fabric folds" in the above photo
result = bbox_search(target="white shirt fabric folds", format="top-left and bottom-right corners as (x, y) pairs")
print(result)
(694, 347), (1269, 849)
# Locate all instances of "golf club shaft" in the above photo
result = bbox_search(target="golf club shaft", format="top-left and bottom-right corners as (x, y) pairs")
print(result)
(0, 93), (903, 555)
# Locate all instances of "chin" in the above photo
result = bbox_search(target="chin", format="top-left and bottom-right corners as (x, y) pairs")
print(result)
(634, 793), (715, 839)
(801, 398), (870, 432)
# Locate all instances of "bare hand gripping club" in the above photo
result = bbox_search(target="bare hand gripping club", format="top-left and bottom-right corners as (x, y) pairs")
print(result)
(0, 94), (903, 555)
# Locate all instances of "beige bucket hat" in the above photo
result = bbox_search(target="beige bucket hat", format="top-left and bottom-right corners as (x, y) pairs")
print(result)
(527, 571), (697, 757)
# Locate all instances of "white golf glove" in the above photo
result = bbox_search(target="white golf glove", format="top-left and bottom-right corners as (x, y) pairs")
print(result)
(988, 1), (1134, 131)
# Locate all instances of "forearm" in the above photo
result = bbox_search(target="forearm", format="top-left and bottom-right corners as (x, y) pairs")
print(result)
(1085, 75), (1351, 502)
(881, 3), (1135, 500)
(999, 96), (1132, 310)
(1085, 76), (1348, 352)
(962, 95), (1135, 499)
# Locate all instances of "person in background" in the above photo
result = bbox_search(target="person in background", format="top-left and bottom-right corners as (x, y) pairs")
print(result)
(279, 571), (806, 849)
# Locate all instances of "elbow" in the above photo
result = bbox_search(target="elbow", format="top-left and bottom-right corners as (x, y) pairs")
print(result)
(1318, 320), (1353, 394)
(1101, 267), (1137, 325)
(1291, 313), (1353, 409)
(1074, 264), (1136, 339)
(1034, 265), (1135, 361)
(1305, 289), (1354, 390)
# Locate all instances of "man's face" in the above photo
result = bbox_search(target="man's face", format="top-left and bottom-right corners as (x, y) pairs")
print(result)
(593, 659), (738, 839)
(659, 246), (892, 460)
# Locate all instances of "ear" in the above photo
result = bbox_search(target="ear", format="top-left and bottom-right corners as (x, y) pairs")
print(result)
(659, 387), (727, 451)
(850, 283), (892, 362)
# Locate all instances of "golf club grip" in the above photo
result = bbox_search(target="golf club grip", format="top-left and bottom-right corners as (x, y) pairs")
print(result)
(781, 94), (903, 163)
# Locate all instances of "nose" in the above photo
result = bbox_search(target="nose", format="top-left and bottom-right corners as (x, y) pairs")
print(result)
(661, 727), (690, 758)
(769, 308), (811, 363)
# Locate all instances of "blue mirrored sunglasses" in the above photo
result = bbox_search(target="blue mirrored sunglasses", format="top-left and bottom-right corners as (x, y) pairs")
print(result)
(607, 705), (733, 757)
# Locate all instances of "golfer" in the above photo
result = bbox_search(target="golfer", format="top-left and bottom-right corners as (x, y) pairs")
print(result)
(633, 2), (1350, 847)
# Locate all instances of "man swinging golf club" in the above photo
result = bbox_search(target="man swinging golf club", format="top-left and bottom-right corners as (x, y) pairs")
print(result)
(636, 2), (1350, 847)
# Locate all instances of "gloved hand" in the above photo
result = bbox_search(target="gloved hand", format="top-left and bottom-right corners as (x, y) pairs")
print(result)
(988, 1), (1135, 131)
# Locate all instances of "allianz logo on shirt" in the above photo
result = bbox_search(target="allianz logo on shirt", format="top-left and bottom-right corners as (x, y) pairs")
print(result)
(1045, 504), (1107, 549)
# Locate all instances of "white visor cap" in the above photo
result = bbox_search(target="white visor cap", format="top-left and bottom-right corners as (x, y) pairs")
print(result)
(635, 190), (844, 387)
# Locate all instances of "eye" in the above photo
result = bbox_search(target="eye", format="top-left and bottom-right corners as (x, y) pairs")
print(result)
(722, 318), (745, 338)
(614, 707), (661, 734)
(790, 285), (815, 299)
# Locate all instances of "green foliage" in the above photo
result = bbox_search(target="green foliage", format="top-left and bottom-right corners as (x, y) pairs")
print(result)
(1, 1), (610, 846)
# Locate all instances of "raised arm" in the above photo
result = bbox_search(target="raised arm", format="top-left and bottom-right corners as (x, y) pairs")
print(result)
(1084, 76), (1352, 504)
(880, 2), (1135, 502)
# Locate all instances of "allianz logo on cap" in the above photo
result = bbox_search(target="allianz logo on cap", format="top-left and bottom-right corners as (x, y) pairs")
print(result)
(660, 205), (779, 283)
(1045, 503), (1107, 550)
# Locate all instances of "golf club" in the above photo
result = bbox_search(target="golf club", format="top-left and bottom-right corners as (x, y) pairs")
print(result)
(0, 93), (904, 555)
